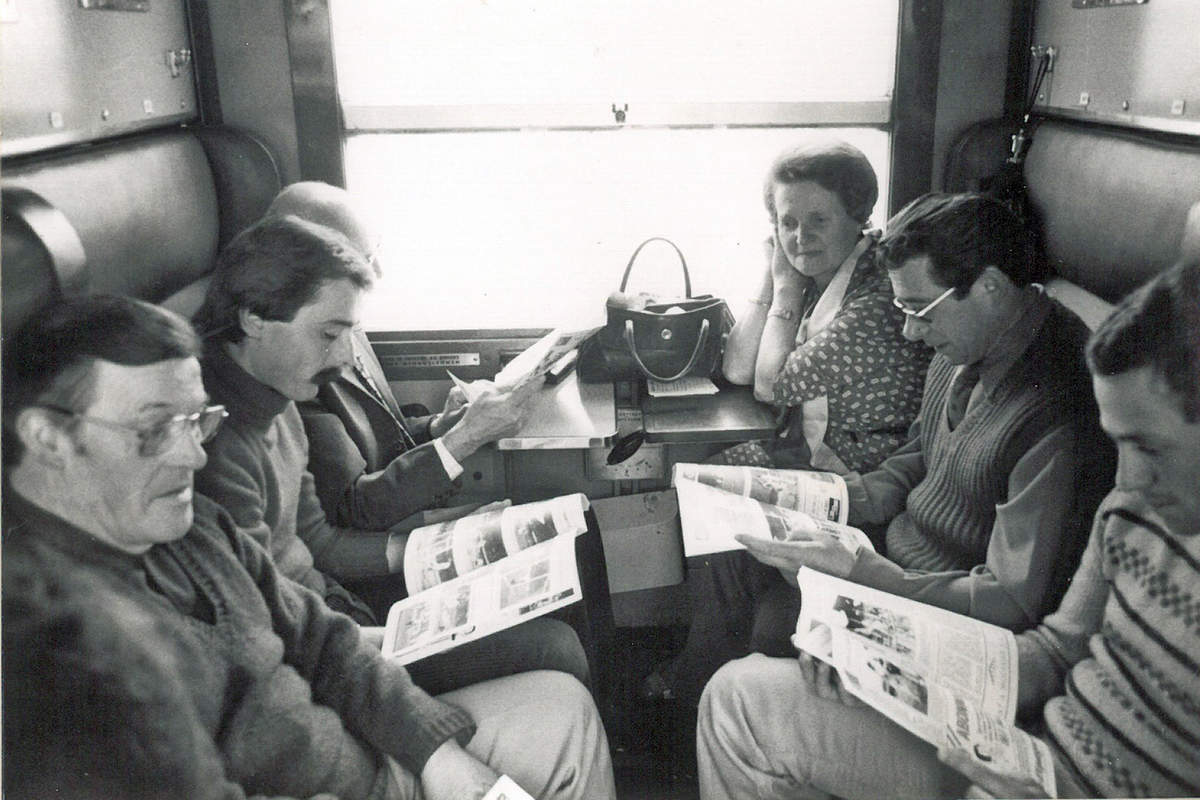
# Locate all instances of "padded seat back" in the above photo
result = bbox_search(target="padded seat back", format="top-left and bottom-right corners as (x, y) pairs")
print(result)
(1024, 120), (1200, 303)
(2, 126), (279, 336)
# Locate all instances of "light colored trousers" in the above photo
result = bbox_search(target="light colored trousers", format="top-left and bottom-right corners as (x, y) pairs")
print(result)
(697, 654), (970, 800)
(388, 670), (615, 799)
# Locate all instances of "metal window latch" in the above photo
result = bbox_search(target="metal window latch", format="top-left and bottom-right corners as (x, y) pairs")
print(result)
(611, 103), (628, 124)
(166, 48), (192, 78)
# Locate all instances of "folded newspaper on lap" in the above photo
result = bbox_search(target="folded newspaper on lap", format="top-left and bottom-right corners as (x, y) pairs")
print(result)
(792, 569), (1058, 798)
(381, 494), (589, 665)
(671, 463), (872, 558)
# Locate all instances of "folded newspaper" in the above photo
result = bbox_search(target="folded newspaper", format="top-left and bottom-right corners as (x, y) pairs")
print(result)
(381, 493), (590, 664)
(793, 568), (1058, 798)
(448, 326), (601, 401)
(670, 463), (873, 558)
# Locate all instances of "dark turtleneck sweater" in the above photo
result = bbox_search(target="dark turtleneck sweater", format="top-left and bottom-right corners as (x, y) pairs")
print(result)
(196, 343), (396, 598)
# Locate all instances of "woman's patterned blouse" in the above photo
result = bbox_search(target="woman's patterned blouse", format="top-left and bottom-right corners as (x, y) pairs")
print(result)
(720, 241), (932, 474)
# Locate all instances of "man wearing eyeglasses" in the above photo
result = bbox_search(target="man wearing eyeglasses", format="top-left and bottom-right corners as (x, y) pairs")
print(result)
(735, 193), (1114, 631)
(1, 295), (615, 800)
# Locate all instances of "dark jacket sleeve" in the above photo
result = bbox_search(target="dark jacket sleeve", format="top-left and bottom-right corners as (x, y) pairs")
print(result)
(300, 391), (461, 531)
(201, 499), (476, 776)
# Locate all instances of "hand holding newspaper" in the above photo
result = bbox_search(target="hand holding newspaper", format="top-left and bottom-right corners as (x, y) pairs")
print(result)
(792, 569), (1058, 798)
(447, 326), (601, 403)
(671, 463), (871, 559)
(381, 493), (590, 665)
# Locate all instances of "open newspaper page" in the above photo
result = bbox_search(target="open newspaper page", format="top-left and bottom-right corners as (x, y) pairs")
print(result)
(673, 478), (873, 559)
(671, 463), (849, 523)
(402, 493), (589, 593)
(449, 326), (601, 401)
(793, 568), (1057, 798)
(381, 534), (581, 665)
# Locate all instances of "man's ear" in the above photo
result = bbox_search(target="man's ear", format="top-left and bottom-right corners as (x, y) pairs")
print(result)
(13, 407), (73, 469)
(975, 265), (1013, 295)
(238, 308), (266, 340)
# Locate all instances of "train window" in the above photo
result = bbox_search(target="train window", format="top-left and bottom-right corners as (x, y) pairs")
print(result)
(330, 1), (899, 330)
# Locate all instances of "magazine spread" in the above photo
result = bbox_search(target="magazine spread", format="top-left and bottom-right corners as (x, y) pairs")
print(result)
(671, 463), (868, 558)
(381, 494), (590, 664)
(793, 568), (1057, 798)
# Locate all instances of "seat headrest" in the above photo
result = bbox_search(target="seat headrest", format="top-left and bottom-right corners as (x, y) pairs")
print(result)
(1023, 119), (1200, 302)
(2, 126), (279, 331)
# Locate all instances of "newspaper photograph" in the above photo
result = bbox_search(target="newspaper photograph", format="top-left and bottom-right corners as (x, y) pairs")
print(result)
(671, 462), (848, 523)
(403, 493), (589, 593)
(382, 533), (581, 665)
(673, 478), (871, 558)
(793, 568), (1056, 797)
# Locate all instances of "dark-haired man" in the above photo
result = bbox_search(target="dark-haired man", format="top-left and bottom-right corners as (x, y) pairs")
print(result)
(697, 259), (1200, 799)
(2, 295), (615, 800)
(654, 193), (1114, 704)
(191, 214), (589, 692)
(267, 181), (530, 534)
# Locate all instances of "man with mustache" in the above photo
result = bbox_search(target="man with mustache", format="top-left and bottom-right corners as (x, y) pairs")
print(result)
(191, 215), (587, 694)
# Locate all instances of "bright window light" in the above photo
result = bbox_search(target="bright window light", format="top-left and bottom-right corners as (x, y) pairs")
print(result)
(330, 2), (899, 331)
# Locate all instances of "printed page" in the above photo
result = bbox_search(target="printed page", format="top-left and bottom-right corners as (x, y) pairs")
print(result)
(793, 569), (1054, 797)
(403, 493), (589, 594)
(446, 326), (600, 402)
(674, 479), (872, 558)
(672, 462), (848, 523)
(494, 326), (602, 391)
(382, 534), (582, 664)
(796, 569), (1018, 722)
(646, 376), (719, 396)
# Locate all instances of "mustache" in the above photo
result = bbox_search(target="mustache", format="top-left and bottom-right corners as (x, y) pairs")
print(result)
(312, 367), (344, 385)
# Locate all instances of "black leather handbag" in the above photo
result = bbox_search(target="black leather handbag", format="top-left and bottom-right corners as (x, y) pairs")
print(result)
(579, 237), (732, 383)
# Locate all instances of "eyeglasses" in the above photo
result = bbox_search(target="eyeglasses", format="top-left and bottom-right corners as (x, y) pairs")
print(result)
(892, 286), (956, 321)
(41, 404), (228, 457)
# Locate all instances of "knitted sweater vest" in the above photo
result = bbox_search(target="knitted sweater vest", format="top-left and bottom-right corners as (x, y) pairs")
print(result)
(1045, 497), (1200, 797)
(889, 306), (1085, 573)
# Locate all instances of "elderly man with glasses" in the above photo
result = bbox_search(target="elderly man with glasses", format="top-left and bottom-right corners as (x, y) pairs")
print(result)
(1, 295), (615, 800)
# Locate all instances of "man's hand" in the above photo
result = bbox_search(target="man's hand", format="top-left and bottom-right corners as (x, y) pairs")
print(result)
(420, 739), (500, 800)
(440, 377), (544, 461)
(937, 746), (1049, 799)
(736, 529), (858, 585)
(797, 651), (862, 707)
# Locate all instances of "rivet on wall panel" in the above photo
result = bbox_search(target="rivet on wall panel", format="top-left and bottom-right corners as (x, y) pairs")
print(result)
(100, 108), (110, 120)
(1121, 100), (1130, 111)
(48, 111), (63, 128)
(1171, 99), (1186, 116)
(1078, 92), (1090, 107)
(142, 98), (154, 114)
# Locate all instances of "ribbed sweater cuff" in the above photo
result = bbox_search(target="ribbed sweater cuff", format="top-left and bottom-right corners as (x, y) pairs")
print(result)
(394, 701), (476, 776)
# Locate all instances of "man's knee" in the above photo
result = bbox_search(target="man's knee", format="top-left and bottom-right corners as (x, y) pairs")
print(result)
(479, 671), (612, 800)
(532, 618), (590, 685)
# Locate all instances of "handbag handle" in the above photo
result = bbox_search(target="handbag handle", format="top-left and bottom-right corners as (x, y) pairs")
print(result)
(623, 317), (710, 382)
(619, 237), (692, 297)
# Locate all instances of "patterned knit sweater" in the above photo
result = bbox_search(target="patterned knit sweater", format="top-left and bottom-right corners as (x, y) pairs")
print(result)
(889, 302), (1098, 574)
(1026, 492), (1200, 797)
